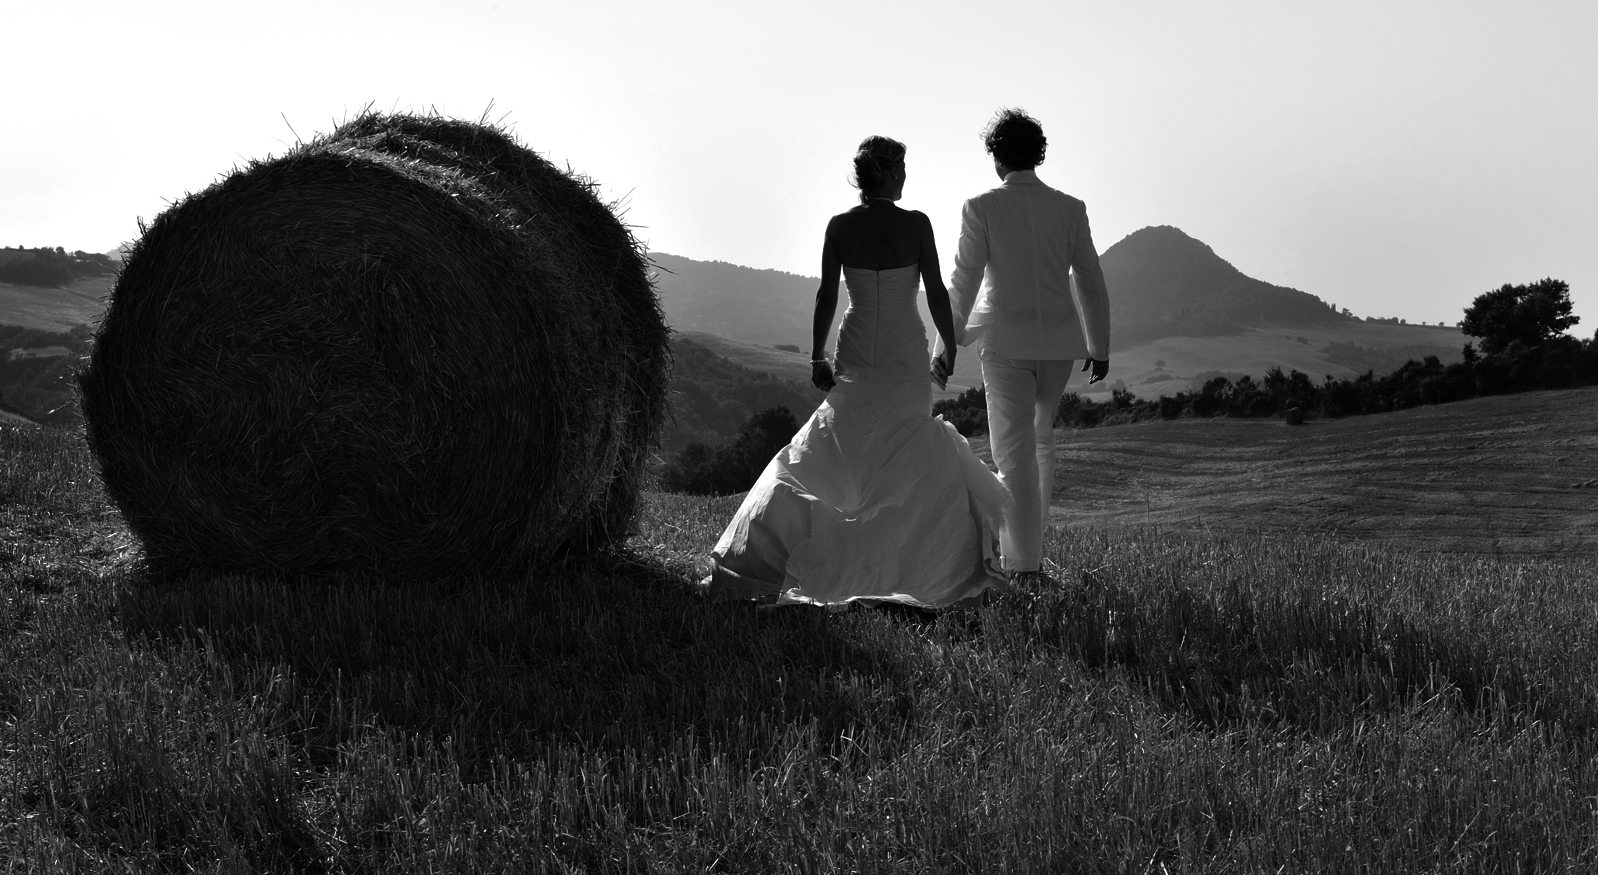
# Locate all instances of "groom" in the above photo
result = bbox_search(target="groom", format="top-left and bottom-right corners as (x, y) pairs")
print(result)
(933, 108), (1111, 584)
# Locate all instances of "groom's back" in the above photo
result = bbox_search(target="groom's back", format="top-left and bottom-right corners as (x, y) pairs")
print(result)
(967, 178), (1093, 325)
(950, 170), (1110, 362)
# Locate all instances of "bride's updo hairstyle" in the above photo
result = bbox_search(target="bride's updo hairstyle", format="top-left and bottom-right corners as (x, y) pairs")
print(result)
(851, 135), (906, 203)
(981, 108), (1047, 171)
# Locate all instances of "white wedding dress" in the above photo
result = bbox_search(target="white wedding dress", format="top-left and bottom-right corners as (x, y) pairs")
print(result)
(703, 264), (1010, 608)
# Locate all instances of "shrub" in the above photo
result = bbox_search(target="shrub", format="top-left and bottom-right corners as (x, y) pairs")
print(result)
(659, 406), (799, 495)
(1158, 394), (1187, 420)
(1068, 397), (1105, 428)
(933, 385), (988, 437)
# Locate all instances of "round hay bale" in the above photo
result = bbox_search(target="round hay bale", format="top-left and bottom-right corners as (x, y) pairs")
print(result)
(77, 112), (669, 581)
(1284, 406), (1306, 426)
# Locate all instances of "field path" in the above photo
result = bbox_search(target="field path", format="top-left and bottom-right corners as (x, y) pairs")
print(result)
(1033, 386), (1598, 556)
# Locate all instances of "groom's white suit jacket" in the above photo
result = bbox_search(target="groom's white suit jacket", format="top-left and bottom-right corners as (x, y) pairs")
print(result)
(937, 170), (1111, 361)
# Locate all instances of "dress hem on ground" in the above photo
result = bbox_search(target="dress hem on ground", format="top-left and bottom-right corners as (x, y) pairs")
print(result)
(702, 264), (1012, 610)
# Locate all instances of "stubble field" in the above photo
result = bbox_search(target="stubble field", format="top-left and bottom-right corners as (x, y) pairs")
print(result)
(1036, 385), (1598, 556)
(2, 387), (1596, 872)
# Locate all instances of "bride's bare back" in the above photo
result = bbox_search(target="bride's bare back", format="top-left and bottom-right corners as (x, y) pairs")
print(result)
(827, 201), (923, 270)
(811, 200), (958, 390)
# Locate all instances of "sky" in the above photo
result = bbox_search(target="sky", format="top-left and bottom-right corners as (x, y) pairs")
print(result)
(5, 0), (1595, 331)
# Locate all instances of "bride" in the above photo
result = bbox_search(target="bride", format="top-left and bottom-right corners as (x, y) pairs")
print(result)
(702, 135), (1011, 609)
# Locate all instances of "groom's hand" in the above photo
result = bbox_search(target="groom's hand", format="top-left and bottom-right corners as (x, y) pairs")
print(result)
(1082, 357), (1109, 384)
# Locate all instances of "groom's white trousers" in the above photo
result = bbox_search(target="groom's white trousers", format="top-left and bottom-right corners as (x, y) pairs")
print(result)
(980, 351), (1075, 573)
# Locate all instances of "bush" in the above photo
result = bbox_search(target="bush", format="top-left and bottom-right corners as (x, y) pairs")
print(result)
(0, 251), (75, 287)
(933, 385), (988, 437)
(1069, 398), (1104, 429)
(939, 406), (988, 437)
(1158, 394), (1187, 420)
(1056, 392), (1083, 426)
(1191, 377), (1229, 418)
(659, 406), (799, 496)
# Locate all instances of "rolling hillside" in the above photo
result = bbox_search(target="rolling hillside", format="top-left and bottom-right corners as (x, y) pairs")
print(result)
(653, 226), (1468, 399)
(0, 277), (112, 332)
(0, 233), (1473, 418)
(651, 253), (816, 350)
(0, 247), (117, 332)
(674, 330), (815, 386)
(1023, 385), (1598, 557)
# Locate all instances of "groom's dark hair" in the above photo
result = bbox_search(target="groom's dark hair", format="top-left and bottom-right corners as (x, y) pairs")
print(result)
(982, 108), (1046, 170)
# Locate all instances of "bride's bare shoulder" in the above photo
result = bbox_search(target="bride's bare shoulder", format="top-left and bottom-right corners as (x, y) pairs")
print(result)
(826, 205), (875, 235)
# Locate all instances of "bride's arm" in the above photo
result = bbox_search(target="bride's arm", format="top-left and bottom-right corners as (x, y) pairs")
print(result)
(916, 212), (958, 363)
(811, 219), (842, 390)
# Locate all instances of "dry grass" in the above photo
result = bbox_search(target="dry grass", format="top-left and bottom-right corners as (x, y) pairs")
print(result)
(3, 423), (1598, 872)
(75, 111), (667, 583)
(1039, 385), (1598, 557)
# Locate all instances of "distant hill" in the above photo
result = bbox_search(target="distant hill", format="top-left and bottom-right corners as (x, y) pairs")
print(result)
(663, 334), (821, 454)
(0, 235), (1464, 413)
(0, 247), (118, 288)
(651, 253), (816, 350)
(651, 230), (1463, 399)
(0, 276), (111, 332)
(0, 247), (117, 333)
(675, 331), (814, 386)
(653, 226), (1355, 353)
(1101, 225), (1348, 346)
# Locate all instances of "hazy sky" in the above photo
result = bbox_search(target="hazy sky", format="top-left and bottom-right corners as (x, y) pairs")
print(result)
(5, 0), (1595, 330)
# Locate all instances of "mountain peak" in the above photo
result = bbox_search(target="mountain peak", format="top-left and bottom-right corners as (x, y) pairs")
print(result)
(1104, 225), (1246, 281)
(647, 227), (1349, 351)
(1101, 226), (1344, 344)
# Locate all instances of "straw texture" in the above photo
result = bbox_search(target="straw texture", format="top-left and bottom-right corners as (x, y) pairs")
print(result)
(77, 112), (668, 581)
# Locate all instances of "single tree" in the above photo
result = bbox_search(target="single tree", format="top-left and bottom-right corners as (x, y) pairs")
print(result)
(1460, 278), (1579, 355)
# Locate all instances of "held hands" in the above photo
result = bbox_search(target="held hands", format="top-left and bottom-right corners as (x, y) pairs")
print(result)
(811, 358), (837, 392)
(930, 347), (956, 390)
(1082, 357), (1110, 385)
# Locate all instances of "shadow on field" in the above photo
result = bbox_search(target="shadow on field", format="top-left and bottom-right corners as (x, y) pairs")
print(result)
(116, 548), (916, 778)
(1029, 569), (1594, 738)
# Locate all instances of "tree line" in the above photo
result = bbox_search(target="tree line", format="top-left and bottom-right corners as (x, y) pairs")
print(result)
(939, 278), (1591, 434)
(0, 247), (117, 287)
